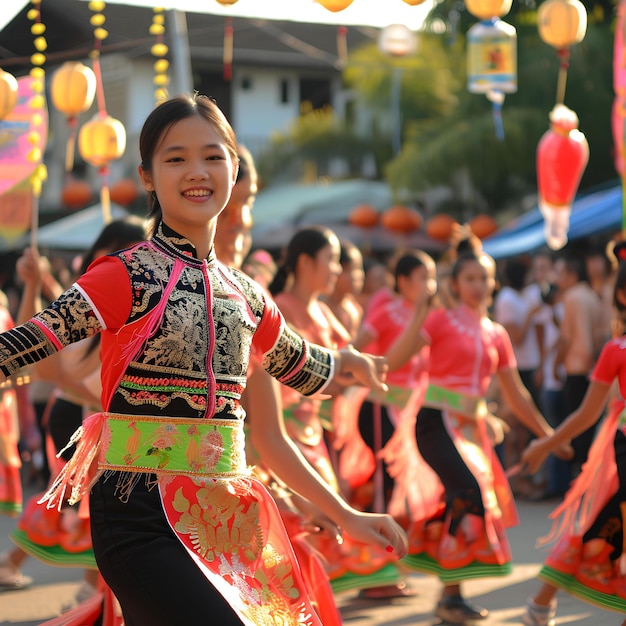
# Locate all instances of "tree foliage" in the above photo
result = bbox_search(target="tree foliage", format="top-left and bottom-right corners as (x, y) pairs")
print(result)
(258, 0), (617, 218)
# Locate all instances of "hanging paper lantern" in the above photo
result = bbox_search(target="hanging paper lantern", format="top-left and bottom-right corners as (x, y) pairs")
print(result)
(538, 0), (587, 107)
(538, 0), (587, 49)
(316, 0), (354, 12)
(51, 61), (97, 171)
(349, 204), (379, 228)
(78, 113), (126, 169)
(378, 23), (418, 57)
(466, 4), (517, 141)
(467, 20), (517, 96)
(426, 214), (458, 241)
(51, 62), (96, 118)
(381, 205), (422, 233)
(0, 69), (18, 121)
(110, 177), (140, 207)
(402, 0), (427, 5)
(465, 0), (512, 20)
(469, 213), (498, 239)
(216, 0), (239, 4)
(61, 179), (93, 210)
(536, 104), (589, 250)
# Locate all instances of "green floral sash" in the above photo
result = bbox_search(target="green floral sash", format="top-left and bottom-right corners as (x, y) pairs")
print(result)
(101, 413), (248, 477)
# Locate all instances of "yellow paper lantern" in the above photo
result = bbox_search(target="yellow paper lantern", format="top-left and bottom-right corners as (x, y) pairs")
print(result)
(465, 0), (512, 20)
(0, 69), (18, 120)
(215, 0), (239, 4)
(78, 113), (126, 169)
(316, 0), (354, 11)
(51, 61), (96, 117)
(538, 0), (587, 49)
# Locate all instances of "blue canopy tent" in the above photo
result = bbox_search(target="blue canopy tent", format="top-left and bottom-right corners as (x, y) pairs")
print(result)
(483, 183), (623, 259)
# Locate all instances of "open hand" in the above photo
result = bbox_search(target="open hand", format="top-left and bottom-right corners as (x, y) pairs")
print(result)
(334, 345), (388, 394)
(336, 509), (408, 558)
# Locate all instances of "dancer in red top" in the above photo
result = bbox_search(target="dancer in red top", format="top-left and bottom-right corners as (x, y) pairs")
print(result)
(0, 94), (406, 626)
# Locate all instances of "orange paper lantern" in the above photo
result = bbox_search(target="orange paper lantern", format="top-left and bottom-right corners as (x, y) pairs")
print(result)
(110, 178), (140, 207)
(469, 214), (498, 239)
(381, 205), (422, 233)
(317, 0), (354, 11)
(426, 214), (457, 241)
(403, 0), (427, 4)
(465, 0), (512, 20)
(349, 204), (379, 228)
(78, 114), (126, 169)
(538, 0), (587, 50)
(0, 69), (18, 121)
(50, 61), (96, 117)
(61, 179), (93, 210)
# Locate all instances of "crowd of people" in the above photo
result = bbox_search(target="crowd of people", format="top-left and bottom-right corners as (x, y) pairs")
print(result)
(0, 92), (625, 626)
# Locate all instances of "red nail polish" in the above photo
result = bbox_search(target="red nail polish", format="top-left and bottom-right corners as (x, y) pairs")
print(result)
(385, 545), (393, 553)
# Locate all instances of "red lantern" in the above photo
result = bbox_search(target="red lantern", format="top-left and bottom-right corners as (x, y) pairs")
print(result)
(316, 0), (354, 11)
(536, 104), (589, 250)
(61, 179), (93, 210)
(381, 205), (422, 233)
(349, 204), (379, 228)
(426, 214), (458, 241)
(110, 178), (140, 207)
(469, 214), (498, 239)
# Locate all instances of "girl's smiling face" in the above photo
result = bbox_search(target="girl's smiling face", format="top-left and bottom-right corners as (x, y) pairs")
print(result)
(138, 114), (237, 241)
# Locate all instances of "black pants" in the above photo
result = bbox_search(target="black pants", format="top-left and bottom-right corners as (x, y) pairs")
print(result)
(90, 477), (244, 626)
(47, 397), (83, 462)
(583, 430), (626, 560)
(416, 408), (484, 535)
(358, 399), (395, 510)
(563, 375), (599, 470)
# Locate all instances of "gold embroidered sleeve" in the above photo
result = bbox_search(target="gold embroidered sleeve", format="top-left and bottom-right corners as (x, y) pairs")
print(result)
(0, 286), (102, 377)
(0, 321), (57, 376)
(263, 324), (333, 396)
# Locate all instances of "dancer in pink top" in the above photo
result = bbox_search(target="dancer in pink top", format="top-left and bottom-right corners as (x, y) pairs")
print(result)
(386, 248), (571, 624)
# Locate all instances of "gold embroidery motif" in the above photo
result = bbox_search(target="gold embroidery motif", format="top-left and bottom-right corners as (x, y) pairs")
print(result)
(172, 483), (264, 563)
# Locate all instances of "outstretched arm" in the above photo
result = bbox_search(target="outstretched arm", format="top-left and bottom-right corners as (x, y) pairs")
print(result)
(522, 380), (610, 474)
(247, 365), (407, 557)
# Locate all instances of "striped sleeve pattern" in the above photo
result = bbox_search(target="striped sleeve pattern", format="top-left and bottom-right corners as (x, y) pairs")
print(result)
(263, 323), (333, 397)
(0, 321), (57, 376)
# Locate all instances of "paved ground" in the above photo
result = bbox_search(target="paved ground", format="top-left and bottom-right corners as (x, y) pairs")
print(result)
(0, 487), (622, 625)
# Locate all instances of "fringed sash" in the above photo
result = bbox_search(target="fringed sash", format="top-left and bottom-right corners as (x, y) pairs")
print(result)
(39, 413), (248, 510)
(538, 401), (623, 548)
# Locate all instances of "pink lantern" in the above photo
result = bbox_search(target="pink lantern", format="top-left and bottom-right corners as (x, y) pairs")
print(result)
(536, 104), (589, 250)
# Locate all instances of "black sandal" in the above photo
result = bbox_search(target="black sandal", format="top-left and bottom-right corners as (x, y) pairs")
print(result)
(435, 595), (488, 623)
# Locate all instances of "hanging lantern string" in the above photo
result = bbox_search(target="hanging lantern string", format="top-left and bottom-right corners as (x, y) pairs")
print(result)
(150, 7), (169, 105)
(337, 25), (348, 67)
(91, 40), (108, 116)
(28, 0), (48, 251)
(88, 1), (112, 223)
(487, 89), (505, 141)
(555, 47), (570, 106)
(223, 16), (234, 81)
